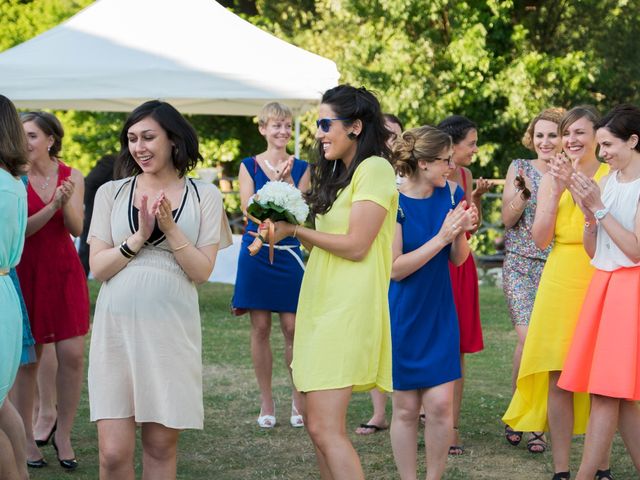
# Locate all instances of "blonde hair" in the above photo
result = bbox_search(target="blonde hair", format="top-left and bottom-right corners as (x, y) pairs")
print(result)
(258, 102), (293, 127)
(391, 125), (452, 178)
(521, 107), (565, 151)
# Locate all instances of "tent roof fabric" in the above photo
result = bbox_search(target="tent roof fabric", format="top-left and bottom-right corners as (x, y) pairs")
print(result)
(0, 0), (339, 115)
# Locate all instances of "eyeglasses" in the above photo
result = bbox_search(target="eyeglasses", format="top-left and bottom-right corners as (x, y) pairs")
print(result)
(316, 117), (348, 133)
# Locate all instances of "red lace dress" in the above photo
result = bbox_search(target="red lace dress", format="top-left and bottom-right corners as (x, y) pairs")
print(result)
(17, 161), (89, 344)
(448, 171), (483, 354)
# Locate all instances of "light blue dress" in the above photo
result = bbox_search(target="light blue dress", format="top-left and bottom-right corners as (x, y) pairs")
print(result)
(0, 168), (28, 407)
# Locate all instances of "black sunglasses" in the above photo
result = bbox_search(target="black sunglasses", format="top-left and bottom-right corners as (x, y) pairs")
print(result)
(316, 117), (348, 133)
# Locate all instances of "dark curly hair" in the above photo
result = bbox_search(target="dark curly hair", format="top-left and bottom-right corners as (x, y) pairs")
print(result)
(117, 100), (202, 178)
(306, 85), (390, 216)
(0, 95), (28, 177)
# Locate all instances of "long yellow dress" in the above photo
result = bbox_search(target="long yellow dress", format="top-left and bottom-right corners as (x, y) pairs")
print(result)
(503, 163), (609, 434)
(291, 156), (398, 393)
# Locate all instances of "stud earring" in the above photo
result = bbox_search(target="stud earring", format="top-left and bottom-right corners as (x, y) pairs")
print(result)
(347, 132), (357, 140)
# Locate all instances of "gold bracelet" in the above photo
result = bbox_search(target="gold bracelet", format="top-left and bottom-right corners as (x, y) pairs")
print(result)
(509, 201), (524, 212)
(293, 225), (299, 238)
(172, 242), (190, 252)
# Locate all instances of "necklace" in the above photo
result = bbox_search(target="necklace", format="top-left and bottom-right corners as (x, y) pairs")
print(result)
(263, 158), (280, 175)
(32, 163), (58, 191)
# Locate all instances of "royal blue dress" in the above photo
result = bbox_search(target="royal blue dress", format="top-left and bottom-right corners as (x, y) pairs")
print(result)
(389, 184), (464, 390)
(232, 156), (308, 313)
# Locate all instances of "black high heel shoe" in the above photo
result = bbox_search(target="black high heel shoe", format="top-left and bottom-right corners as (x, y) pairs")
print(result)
(52, 433), (78, 470)
(26, 457), (47, 468)
(34, 420), (57, 447)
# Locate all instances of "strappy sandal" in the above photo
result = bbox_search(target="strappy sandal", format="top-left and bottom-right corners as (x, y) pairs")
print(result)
(527, 431), (547, 453)
(596, 469), (614, 479)
(504, 424), (523, 446)
(552, 472), (570, 480)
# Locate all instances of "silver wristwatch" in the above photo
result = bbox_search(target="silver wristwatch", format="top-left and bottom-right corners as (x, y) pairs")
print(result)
(594, 207), (609, 221)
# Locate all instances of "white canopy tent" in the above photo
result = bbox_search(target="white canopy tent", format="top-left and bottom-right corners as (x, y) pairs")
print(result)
(0, 0), (340, 155)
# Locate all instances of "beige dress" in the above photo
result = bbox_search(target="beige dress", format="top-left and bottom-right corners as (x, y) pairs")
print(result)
(87, 176), (232, 429)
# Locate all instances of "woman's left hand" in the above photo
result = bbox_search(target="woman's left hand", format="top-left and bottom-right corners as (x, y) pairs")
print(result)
(569, 172), (604, 213)
(153, 193), (177, 234)
(461, 203), (479, 231)
(277, 156), (295, 182)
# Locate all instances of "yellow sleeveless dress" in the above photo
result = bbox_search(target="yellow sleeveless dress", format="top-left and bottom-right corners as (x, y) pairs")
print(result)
(503, 163), (609, 434)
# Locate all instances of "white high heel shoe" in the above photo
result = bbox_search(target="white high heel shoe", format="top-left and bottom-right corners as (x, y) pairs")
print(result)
(257, 402), (276, 428)
(290, 402), (304, 428)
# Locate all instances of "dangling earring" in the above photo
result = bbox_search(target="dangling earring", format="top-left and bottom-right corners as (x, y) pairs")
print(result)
(332, 161), (337, 175)
(47, 146), (51, 153)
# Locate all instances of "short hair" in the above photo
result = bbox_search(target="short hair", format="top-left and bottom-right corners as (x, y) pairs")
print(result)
(0, 95), (28, 177)
(596, 104), (640, 153)
(521, 108), (565, 151)
(560, 105), (600, 137)
(383, 113), (404, 132)
(117, 100), (202, 178)
(436, 115), (477, 144)
(392, 126), (452, 178)
(20, 111), (64, 157)
(258, 102), (293, 127)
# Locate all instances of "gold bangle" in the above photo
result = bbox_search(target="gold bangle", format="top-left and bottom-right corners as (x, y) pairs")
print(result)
(172, 242), (190, 252)
(293, 225), (299, 238)
(509, 201), (523, 212)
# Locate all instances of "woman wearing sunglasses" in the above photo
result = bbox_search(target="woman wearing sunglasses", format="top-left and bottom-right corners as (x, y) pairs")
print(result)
(268, 84), (398, 479)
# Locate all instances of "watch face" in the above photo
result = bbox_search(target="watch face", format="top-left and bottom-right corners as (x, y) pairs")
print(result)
(595, 209), (608, 220)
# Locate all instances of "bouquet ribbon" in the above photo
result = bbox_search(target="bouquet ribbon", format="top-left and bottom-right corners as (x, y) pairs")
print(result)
(246, 213), (276, 264)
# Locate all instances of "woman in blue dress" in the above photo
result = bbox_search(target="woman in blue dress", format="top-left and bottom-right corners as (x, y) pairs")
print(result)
(0, 94), (29, 480)
(389, 126), (477, 480)
(232, 102), (310, 428)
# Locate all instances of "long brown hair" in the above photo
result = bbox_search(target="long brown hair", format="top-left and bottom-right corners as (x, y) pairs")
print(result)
(0, 95), (28, 177)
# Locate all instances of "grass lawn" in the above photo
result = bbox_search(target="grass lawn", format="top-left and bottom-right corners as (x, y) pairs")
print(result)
(29, 283), (636, 479)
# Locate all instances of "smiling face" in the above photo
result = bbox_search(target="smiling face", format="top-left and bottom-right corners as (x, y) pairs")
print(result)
(596, 127), (637, 171)
(421, 146), (455, 188)
(259, 116), (292, 149)
(451, 128), (478, 167)
(532, 119), (561, 161)
(562, 116), (597, 162)
(23, 120), (52, 163)
(127, 116), (174, 175)
(315, 103), (358, 164)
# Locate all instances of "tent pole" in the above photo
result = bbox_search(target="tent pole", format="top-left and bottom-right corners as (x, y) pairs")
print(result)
(294, 116), (301, 159)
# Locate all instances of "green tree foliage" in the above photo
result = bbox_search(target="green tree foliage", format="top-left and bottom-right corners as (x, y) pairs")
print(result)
(3, 0), (640, 179)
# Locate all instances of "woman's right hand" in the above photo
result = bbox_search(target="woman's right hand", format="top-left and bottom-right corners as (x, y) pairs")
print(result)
(549, 153), (573, 197)
(136, 194), (155, 242)
(437, 201), (474, 245)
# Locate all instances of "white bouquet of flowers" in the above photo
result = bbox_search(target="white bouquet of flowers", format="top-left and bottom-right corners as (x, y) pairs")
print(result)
(246, 181), (309, 262)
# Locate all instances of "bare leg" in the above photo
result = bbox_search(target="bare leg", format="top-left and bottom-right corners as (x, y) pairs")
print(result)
(356, 389), (389, 434)
(423, 382), (454, 480)
(53, 336), (84, 461)
(10, 346), (42, 462)
(451, 354), (465, 448)
(141, 422), (180, 480)
(390, 390), (420, 480)
(0, 428), (20, 480)
(548, 371), (573, 473)
(33, 343), (57, 440)
(250, 310), (274, 418)
(618, 400), (640, 472)
(511, 325), (528, 393)
(279, 312), (304, 424)
(0, 400), (28, 480)
(306, 388), (364, 480)
(98, 418), (136, 480)
(575, 395), (619, 480)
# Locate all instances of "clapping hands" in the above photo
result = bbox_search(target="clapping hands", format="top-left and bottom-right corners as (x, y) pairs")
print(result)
(568, 172), (604, 219)
(438, 201), (478, 244)
(136, 191), (176, 241)
(472, 177), (493, 199)
(549, 153), (574, 196)
(51, 178), (74, 209)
